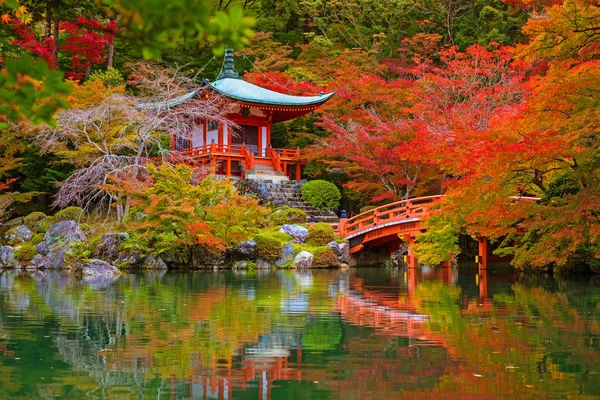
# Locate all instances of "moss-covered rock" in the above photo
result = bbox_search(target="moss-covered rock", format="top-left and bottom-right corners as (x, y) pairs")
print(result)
(254, 233), (283, 261)
(23, 212), (47, 232)
(15, 242), (37, 262)
(312, 246), (339, 267)
(37, 216), (56, 234)
(307, 223), (335, 246)
(4, 225), (33, 245)
(54, 206), (84, 222)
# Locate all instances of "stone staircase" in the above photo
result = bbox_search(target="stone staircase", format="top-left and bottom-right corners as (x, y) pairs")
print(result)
(236, 179), (340, 224)
(247, 161), (290, 183)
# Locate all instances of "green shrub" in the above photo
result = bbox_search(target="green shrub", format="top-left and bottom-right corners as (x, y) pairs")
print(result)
(55, 206), (84, 221)
(307, 223), (335, 246)
(23, 212), (47, 231)
(269, 206), (307, 225)
(312, 246), (338, 267)
(15, 242), (37, 262)
(88, 67), (125, 88)
(254, 233), (283, 261)
(31, 233), (45, 245)
(65, 241), (92, 266)
(301, 180), (341, 211)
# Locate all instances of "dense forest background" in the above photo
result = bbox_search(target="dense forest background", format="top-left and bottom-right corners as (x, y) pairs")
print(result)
(0, 0), (598, 270)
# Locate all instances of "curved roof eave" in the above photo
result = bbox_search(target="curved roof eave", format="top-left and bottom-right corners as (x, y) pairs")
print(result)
(206, 78), (335, 107)
(136, 89), (200, 110)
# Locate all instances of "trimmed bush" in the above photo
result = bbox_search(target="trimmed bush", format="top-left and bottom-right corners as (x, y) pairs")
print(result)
(301, 180), (341, 211)
(55, 206), (84, 221)
(23, 212), (47, 232)
(254, 233), (283, 261)
(312, 246), (338, 267)
(15, 242), (37, 262)
(269, 206), (307, 225)
(307, 223), (335, 246)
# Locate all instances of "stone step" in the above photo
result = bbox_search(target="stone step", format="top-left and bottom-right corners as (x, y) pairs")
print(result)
(248, 174), (290, 182)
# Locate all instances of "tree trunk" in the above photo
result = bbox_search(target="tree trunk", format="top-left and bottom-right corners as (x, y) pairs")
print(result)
(107, 36), (115, 68)
(45, 0), (52, 38)
(53, 18), (59, 62)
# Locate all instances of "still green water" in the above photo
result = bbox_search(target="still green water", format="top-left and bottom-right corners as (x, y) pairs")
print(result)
(0, 265), (598, 399)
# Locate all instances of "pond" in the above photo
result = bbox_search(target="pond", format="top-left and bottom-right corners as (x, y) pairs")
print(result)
(0, 264), (598, 399)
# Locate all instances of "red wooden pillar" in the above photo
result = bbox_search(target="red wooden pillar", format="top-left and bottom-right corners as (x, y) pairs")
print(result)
(257, 125), (263, 156)
(218, 124), (223, 147)
(295, 163), (301, 181)
(478, 237), (489, 270)
(226, 159), (231, 178)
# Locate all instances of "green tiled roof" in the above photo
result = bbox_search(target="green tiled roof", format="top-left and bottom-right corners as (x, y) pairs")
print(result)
(136, 79), (334, 110)
(207, 78), (335, 107)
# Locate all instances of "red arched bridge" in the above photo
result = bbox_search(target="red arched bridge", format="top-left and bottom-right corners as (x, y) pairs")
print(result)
(337, 195), (442, 268)
(336, 195), (539, 270)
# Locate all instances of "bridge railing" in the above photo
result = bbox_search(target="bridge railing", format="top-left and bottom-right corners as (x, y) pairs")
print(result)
(339, 195), (444, 238)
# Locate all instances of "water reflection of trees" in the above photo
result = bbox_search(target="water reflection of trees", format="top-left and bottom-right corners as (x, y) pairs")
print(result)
(0, 270), (348, 398)
(0, 268), (598, 399)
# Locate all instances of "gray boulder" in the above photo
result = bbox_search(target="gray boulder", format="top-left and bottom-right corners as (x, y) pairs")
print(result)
(45, 248), (70, 270)
(256, 259), (273, 269)
(142, 254), (168, 270)
(0, 246), (16, 267)
(5, 225), (32, 244)
(293, 251), (314, 269)
(95, 232), (129, 263)
(275, 243), (296, 267)
(82, 259), (121, 278)
(327, 241), (341, 256)
(326, 241), (350, 264)
(338, 243), (350, 264)
(279, 224), (308, 244)
(190, 245), (227, 268)
(32, 221), (86, 270)
(31, 254), (49, 269)
(41, 220), (86, 253)
(232, 240), (256, 260)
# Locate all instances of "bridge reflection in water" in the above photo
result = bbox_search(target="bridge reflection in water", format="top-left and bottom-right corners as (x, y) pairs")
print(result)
(4, 263), (595, 400)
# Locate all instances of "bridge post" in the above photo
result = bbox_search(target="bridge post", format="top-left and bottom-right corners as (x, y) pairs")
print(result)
(478, 237), (489, 270)
(479, 268), (488, 300)
(338, 210), (347, 237)
(403, 234), (418, 269)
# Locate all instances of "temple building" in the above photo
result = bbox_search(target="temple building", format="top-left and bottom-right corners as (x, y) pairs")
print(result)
(166, 49), (334, 180)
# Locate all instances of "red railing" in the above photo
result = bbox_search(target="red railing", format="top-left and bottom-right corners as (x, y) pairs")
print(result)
(267, 147), (282, 173)
(272, 147), (300, 159)
(339, 195), (444, 238)
(182, 143), (247, 157)
(240, 145), (255, 171)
